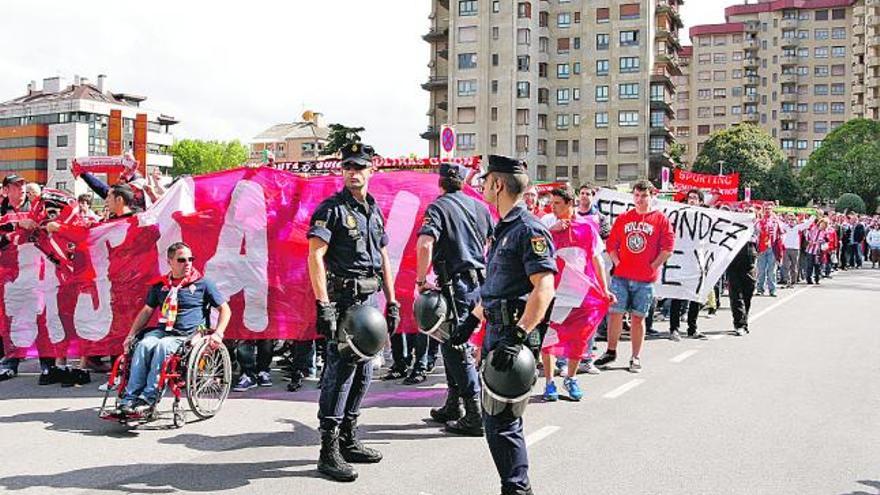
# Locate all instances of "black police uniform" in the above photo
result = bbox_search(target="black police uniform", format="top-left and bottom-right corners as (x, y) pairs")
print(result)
(417, 163), (493, 429)
(479, 156), (557, 495)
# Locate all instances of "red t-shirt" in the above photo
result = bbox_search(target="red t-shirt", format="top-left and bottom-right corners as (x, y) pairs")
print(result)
(607, 209), (675, 283)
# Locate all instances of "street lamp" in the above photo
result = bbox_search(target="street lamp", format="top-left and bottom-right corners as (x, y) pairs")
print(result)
(717, 160), (726, 176)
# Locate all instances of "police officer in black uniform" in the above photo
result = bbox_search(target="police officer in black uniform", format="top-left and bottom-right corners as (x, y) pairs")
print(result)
(454, 155), (556, 495)
(415, 162), (493, 436)
(307, 143), (401, 482)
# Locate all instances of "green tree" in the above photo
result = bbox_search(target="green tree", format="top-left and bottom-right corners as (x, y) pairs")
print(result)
(693, 124), (786, 200)
(760, 162), (808, 206)
(320, 124), (365, 156)
(835, 193), (866, 214)
(170, 139), (249, 177)
(800, 118), (880, 211)
(668, 141), (687, 168)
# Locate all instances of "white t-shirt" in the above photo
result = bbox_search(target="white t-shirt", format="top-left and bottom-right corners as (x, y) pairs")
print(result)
(780, 218), (813, 250)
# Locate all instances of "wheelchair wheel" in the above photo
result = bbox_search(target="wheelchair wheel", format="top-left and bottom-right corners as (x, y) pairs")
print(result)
(185, 338), (232, 419)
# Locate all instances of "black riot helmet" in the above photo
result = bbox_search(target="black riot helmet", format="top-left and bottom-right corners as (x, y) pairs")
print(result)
(413, 290), (450, 342)
(481, 347), (537, 417)
(338, 304), (387, 362)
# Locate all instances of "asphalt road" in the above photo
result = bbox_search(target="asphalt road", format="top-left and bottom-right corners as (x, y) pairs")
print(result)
(0, 269), (878, 495)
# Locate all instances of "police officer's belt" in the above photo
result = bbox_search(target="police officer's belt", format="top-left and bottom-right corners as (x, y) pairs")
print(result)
(484, 299), (526, 326)
(440, 268), (485, 286)
(329, 276), (381, 296)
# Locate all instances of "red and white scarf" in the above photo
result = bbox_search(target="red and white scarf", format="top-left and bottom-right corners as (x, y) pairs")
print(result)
(157, 269), (203, 331)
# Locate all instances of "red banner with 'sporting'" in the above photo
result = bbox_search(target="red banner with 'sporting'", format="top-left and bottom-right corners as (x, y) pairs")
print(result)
(0, 167), (606, 358)
(673, 169), (740, 202)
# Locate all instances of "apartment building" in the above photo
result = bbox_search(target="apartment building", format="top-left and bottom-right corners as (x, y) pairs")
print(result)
(250, 111), (330, 162)
(685, 0), (857, 169)
(851, 0), (880, 119)
(0, 75), (177, 195)
(422, 0), (685, 186)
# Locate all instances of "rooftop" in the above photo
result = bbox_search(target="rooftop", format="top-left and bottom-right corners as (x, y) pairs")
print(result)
(0, 82), (132, 109)
(251, 122), (330, 143)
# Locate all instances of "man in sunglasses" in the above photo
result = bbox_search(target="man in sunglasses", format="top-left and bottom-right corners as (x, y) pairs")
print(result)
(117, 242), (231, 416)
(307, 142), (400, 482)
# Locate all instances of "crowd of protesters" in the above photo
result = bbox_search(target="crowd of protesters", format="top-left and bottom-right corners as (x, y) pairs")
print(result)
(1, 169), (879, 406)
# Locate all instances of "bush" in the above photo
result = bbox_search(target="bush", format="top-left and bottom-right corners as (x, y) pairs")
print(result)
(835, 193), (866, 214)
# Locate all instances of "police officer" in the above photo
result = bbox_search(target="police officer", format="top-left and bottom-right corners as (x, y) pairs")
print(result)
(307, 143), (401, 482)
(453, 155), (556, 495)
(415, 162), (493, 436)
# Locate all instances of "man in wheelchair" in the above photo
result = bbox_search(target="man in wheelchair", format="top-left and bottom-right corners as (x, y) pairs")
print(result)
(117, 241), (231, 416)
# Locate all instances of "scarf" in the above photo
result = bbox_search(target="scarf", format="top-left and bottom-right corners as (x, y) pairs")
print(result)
(157, 268), (203, 332)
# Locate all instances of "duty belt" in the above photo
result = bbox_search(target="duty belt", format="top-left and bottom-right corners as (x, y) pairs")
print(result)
(484, 299), (526, 326)
(328, 275), (381, 298)
(440, 268), (485, 286)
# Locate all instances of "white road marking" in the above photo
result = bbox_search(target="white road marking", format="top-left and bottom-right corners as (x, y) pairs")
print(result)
(749, 288), (809, 324)
(670, 350), (699, 363)
(603, 379), (645, 399)
(708, 334), (725, 341)
(526, 425), (561, 446)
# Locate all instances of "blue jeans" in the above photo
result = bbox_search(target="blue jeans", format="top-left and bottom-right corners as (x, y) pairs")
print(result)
(756, 250), (777, 294)
(610, 276), (655, 318)
(123, 328), (186, 404)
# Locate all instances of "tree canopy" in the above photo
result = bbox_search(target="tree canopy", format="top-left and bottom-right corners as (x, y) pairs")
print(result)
(835, 193), (867, 214)
(170, 139), (249, 177)
(320, 124), (365, 156)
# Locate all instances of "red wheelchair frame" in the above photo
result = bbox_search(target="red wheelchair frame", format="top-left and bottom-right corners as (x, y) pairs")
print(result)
(98, 329), (232, 428)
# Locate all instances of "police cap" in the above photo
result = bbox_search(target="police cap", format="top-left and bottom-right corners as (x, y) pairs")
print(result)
(340, 142), (375, 169)
(480, 155), (527, 179)
(438, 162), (463, 180)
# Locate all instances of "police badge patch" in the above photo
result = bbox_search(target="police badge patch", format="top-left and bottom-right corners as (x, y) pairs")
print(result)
(345, 214), (357, 229)
(531, 236), (548, 255)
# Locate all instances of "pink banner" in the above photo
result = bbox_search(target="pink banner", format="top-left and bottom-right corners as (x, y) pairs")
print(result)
(0, 167), (604, 358)
(270, 156), (482, 174)
(673, 169), (740, 203)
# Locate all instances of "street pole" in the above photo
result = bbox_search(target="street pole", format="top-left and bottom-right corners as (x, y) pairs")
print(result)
(718, 160), (725, 176)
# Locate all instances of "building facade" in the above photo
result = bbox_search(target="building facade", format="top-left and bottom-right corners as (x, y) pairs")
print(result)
(250, 112), (330, 163)
(685, 0), (857, 169)
(851, 0), (880, 120)
(0, 75), (177, 195)
(423, 0), (684, 186)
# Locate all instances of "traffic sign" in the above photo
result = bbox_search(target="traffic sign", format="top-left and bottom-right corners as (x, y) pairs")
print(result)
(440, 124), (455, 159)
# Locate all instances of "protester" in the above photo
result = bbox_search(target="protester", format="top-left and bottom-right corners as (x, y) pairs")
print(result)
(755, 207), (783, 296)
(596, 180), (674, 373)
(668, 189), (708, 341)
(780, 213), (813, 287)
(726, 208), (758, 337)
(25, 182), (41, 205)
(867, 223), (880, 268)
(805, 218), (831, 284)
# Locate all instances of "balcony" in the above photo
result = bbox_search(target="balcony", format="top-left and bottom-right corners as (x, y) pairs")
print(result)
(780, 73), (798, 84)
(780, 54), (798, 65)
(745, 75), (760, 86)
(779, 111), (797, 121)
(744, 57), (759, 68)
(854, 43), (866, 56)
(422, 27), (449, 43)
(781, 37), (799, 48)
(854, 64), (866, 75)
(780, 129), (798, 140)
(437, 48), (448, 59)
(780, 92), (798, 103)
(437, 100), (448, 111)
(743, 112), (760, 123)
(649, 150), (675, 168)
(854, 83), (865, 94)
(420, 126), (439, 140)
(853, 104), (865, 114)
(421, 76), (448, 91)
(744, 94), (759, 104)
(855, 24), (866, 36)
(650, 122), (674, 137)
(745, 21), (759, 33)
(744, 38), (759, 51)
(780, 18), (798, 30)
(656, 1), (684, 29)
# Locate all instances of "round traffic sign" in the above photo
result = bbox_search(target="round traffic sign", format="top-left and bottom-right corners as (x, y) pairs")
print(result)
(441, 127), (455, 153)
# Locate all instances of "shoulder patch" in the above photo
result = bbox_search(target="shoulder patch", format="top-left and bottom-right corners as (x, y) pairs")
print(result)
(314, 220), (327, 228)
(531, 235), (548, 255)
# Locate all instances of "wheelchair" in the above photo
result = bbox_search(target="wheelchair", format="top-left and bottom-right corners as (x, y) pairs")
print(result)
(98, 328), (232, 428)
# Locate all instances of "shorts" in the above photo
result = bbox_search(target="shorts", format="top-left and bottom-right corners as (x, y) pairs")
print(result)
(609, 276), (655, 318)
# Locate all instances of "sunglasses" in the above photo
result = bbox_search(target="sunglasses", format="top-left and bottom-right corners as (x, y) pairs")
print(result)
(176, 256), (195, 263)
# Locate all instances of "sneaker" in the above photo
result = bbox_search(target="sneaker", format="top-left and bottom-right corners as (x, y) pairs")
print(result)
(577, 361), (601, 375)
(382, 368), (407, 381)
(233, 374), (257, 392)
(733, 328), (747, 337)
(688, 332), (709, 340)
(402, 369), (427, 385)
(0, 368), (17, 382)
(62, 368), (91, 388)
(756, 290), (764, 296)
(628, 357), (642, 373)
(645, 328), (661, 337)
(425, 359), (436, 374)
(543, 381), (559, 402)
(769, 292), (777, 297)
(38, 366), (64, 386)
(563, 377), (583, 401)
(287, 371), (304, 392)
(98, 381), (117, 392)
(670, 330), (682, 342)
(256, 371), (272, 387)
(593, 351), (617, 368)
(132, 398), (154, 416)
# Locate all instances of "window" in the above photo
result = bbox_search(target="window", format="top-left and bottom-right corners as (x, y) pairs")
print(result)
(492, 0), (500, 13)
(459, 0), (477, 16)
(713, 88), (727, 99)
(492, 53), (499, 66)
(797, 30), (809, 39)
(697, 71), (711, 82)
(619, 83), (639, 99)
(518, 55), (530, 71)
(732, 87), (743, 97)
(573, 37), (580, 49)
(538, 113), (547, 129)
(537, 139), (547, 156)
(573, 88), (581, 100)
(517, 28), (531, 45)
(732, 51), (743, 62)
(596, 59), (609, 75)
(515, 109), (530, 125)
(557, 37), (570, 53)
(539, 63), (548, 78)
(595, 164), (608, 181)
(814, 65), (829, 77)
(781, 139), (794, 150)
(831, 8), (845, 20)
(618, 110), (639, 127)
(650, 136), (666, 153)
(458, 53), (476, 69)
(698, 106), (711, 118)
(516, 135), (529, 152)
(619, 30), (639, 46)
(698, 54), (711, 64)
(556, 114), (570, 129)
(596, 7), (609, 23)
(517, 81), (530, 98)
(595, 138), (608, 156)
(831, 102), (845, 114)
(651, 110), (667, 127)
(491, 80), (498, 94)
(573, 62), (581, 75)
(714, 70), (727, 81)
(619, 164), (639, 180)
(459, 26), (478, 42)
(539, 36), (549, 53)
(797, 159), (808, 168)
(490, 134), (498, 148)
(831, 83), (845, 95)
(557, 63), (570, 78)
(555, 140), (569, 157)
(713, 106), (726, 117)
(491, 107), (498, 121)
(596, 33), (609, 50)
(814, 121), (828, 134)
(815, 10), (828, 21)
(679, 108), (690, 119)
(698, 89), (711, 100)
(595, 112), (609, 128)
(557, 88), (571, 104)
(557, 12), (571, 27)
(457, 107), (476, 124)
(650, 84), (665, 101)
(539, 10), (548, 26)
(517, 1), (531, 18)
(797, 140), (808, 150)
(457, 133), (476, 150)
(595, 85), (608, 102)
(814, 47), (829, 58)
(457, 79), (477, 96)
(56, 158), (67, 170)
(56, 135), (68, 147)
(698, 125), (711, 136)
(538, 87), (549, 103)
(55, 181), (68, 192)
(731, 105), (742, 115)
(714, 35), (727, 46)
(619, 137), (639, 154)
(713, 53), (727, 64)
(573, 114), (581, 127)
(619, 56), (639, 73)
(619, 3), (640, 20)
(831, 64), (845, 76)
(832, 46), (845, 58)
(813, 102), (829, 114)
(831, 27), (846, 40)
(814, 84), (829, 96)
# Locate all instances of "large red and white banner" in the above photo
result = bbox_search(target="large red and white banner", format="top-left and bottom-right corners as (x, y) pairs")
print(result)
(673, 169), (740, 203)
(270, 156), (482, 174)
(0, 167), (607, 358)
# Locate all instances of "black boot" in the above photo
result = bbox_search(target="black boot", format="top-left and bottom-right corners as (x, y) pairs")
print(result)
(429, 388), (463, 423)
(445, 394), (484, 437)
(318, 427), (358, 482)
(340, 419), (383, 463)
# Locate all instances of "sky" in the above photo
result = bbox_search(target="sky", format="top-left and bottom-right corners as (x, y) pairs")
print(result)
(0, 0), (742, 158)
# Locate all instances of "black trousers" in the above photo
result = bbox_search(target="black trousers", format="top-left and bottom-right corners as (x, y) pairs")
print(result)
(727, 269), (755, 331)
(669, 299), (701, 333)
